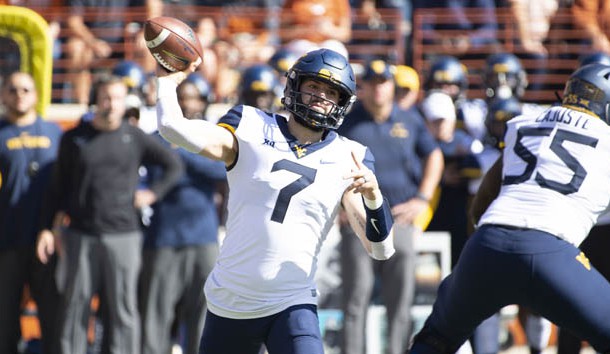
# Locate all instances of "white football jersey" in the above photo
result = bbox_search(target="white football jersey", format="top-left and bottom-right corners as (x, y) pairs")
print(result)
(205, 105), (370, 319)
(479, 106), (610, 246)
(458, 98), (488, 141)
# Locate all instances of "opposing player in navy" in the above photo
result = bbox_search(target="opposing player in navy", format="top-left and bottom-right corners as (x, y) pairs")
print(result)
(408, 63), (610, 354)
(155, 48), (396, 354)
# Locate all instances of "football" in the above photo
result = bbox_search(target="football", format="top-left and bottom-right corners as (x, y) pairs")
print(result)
(143, 16), (203, 72)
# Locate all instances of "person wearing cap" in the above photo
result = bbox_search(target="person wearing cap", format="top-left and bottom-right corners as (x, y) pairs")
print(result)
(422, 91), (483, 267)
(394, 65), (421, 111)
(337, 59), (444, 354)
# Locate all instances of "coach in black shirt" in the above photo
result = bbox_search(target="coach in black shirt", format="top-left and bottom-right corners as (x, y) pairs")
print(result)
(36, 75), (183, 354)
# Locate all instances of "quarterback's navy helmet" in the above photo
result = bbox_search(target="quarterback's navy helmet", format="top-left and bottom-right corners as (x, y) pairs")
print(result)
(112, 60), (146, 90)
(579, 52), (610, 67)
(425, 56), (468, 96)
(184, 72), (213, 102)
(562, 63), (610, 124)
(282, 48), (357, 130)
(483, 53), (528, 99)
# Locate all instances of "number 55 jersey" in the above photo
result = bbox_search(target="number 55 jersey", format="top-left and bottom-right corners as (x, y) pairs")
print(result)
(479, 105), (610, 246)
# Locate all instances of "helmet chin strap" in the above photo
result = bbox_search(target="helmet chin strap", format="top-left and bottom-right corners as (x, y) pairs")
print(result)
(293, 114), (325, 132)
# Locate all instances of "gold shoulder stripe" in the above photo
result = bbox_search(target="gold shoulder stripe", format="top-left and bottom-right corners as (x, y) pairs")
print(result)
(217, 122), (236, 134)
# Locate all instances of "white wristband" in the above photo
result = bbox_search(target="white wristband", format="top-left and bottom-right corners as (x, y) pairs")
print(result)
(363, 189), (384, 209)
(370, 237), (395, 260)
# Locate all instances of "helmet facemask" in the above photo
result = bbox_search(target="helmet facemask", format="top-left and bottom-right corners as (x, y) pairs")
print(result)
(282, 71), (355, 130)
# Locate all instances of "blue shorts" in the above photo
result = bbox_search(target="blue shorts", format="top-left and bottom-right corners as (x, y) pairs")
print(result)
(199, 304), (323, 354)
(413, 224), (610, 353)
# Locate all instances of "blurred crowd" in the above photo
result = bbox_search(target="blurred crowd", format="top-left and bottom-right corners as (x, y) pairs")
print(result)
(2, 0), (610, 354)
(2, 0), (608, 107)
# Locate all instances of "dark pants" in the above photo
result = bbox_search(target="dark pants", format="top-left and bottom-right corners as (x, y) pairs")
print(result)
(58, 229), (142, 354)
(199, 304), (323, 354)
(139, 244), (218, 354)
(0, 247), (60, 354)
(411, 225), (610, 354)
(557, 223), (610, 354)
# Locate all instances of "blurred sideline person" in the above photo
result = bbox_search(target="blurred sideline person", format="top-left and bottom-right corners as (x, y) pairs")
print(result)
(423, 90), (483, 268)
(139, 75), (227, 354)
(155, 48), (396, 354)
(0, 72), (62, 354)
(112, 60), (147, 114)
(36, 75), (183, 354)
(338, 59), (443, 354)
(394, 64), (421, 111)
(408, 63), (610, 354)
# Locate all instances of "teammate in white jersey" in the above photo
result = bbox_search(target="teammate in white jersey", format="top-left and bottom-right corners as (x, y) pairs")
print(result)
(408, 63), (610, 354)
(154, 48), (395, 354)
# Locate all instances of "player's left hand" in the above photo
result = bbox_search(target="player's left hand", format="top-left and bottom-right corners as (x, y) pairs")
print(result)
(344, 151), (382, 201)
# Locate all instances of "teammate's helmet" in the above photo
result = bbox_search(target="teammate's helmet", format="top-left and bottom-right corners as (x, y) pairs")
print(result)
(240, 65), (278, 95)
(239, 64), (279, 109)
(112, 60), (146, 91)
(268, 48), (299, 75)
(486, 96), (522, 145)
(282, 48), (357, 130)
(483, 53), (528, 99)
(184, 72), (213, 102)
(562, 63), (610, 123)
(424, 55), (468, 98)
(579, 52), (610, 67)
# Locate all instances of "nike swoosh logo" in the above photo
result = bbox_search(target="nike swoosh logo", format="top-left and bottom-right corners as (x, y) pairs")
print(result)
(371, 218), (380, 234)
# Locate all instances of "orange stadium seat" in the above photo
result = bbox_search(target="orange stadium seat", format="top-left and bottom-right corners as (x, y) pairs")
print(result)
(411, 7), (588, 105)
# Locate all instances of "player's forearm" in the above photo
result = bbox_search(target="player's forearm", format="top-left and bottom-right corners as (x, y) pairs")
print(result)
(362, 193), (395, 260)
(343, 186), (395, 260)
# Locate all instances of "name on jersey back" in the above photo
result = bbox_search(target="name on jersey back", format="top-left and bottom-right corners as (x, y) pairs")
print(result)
(535, 109), (591, 129)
